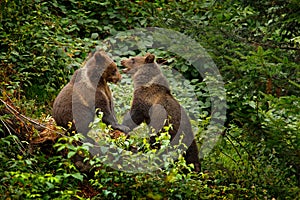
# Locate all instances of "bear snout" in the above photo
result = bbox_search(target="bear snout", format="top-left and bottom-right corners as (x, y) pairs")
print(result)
(121, 60), (131, 73)
(117, 73), (122, 81)
(121, 60), (126, 66)
(112, 73), (122, 83)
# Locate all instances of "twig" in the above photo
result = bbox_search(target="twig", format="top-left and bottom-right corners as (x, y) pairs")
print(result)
(0, 119), (26, 153)
(0, 98), (64, 137)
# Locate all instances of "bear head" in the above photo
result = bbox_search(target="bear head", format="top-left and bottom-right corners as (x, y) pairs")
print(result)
(102, 61), (122, 84)
(121, 53), (170, 90)
(121, 53), (155, 75)
(85, 50), (122, 84)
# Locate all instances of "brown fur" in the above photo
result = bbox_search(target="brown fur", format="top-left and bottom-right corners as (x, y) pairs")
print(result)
(52, 50), (129, 144)
(121, 53), (200, 172)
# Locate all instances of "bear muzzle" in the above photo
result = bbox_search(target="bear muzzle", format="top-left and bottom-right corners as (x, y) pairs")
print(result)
(112, 73), (122, 83)
(121, 60), (131, 73)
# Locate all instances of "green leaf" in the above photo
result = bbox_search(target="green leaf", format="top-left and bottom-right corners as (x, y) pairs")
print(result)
(71, 173), (84, 181)
(257, 46), (263, 55)
(67, 151), (77, 158)
(91, 33), (99, 39)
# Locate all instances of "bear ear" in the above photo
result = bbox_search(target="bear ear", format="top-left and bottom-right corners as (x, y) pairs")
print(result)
(94, 50), (113, 65)
(94, 51), (106, 63)
(145, 53), (155, 63)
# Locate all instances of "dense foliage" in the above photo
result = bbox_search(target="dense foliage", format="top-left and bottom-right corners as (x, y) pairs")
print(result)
(1, 0), (299, 199)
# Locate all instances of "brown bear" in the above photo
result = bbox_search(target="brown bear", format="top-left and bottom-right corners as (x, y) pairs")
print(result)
(121, 53), (200, 172)
(52, 50), (129, 145)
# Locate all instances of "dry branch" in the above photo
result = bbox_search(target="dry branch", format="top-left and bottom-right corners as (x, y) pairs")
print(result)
(0, 97), (62, 145)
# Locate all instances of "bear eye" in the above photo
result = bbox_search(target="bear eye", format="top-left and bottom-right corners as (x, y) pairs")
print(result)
(131, 58), (135, 64)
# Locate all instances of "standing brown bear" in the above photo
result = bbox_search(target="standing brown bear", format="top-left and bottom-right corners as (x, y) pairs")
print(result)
(52, 50), (129, 145)
(121, 53), (200, 172)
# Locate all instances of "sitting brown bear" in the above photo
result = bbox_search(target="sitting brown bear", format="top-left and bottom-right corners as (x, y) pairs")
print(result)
(52, 50), (129, 145)
(121, 53), (200, 172)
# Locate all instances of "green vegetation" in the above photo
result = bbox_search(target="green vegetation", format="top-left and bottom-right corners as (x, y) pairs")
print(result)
(1, 0), (299, 199)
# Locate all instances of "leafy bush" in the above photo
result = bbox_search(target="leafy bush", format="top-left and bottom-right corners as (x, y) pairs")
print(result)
(0, 135), (83, 199)
(1, 0), (299, 199)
